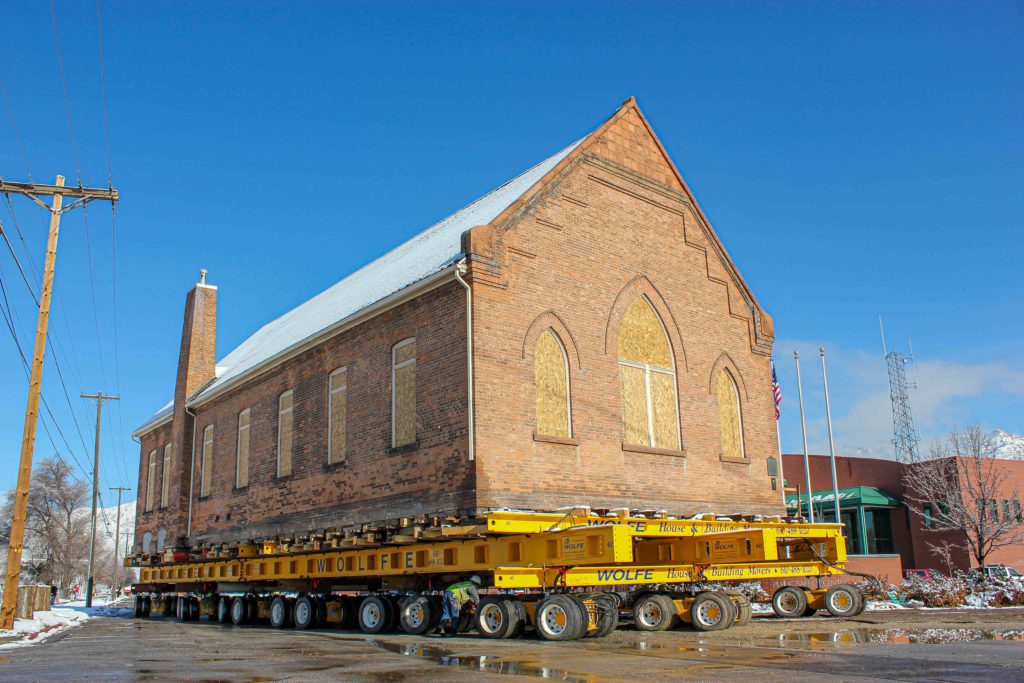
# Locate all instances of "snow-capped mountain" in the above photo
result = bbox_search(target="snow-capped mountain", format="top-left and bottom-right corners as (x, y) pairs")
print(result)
(72, 500), (137, 556)
(993, 429), (1024, 460)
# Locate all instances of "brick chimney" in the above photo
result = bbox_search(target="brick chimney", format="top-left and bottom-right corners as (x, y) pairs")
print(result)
(175, 268), (218, 404)
(168, 270), (217, 544)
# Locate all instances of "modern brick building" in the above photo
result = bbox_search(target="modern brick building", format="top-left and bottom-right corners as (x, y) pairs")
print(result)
(783, 452), (1024, 576)
(132, 98), (784, 554)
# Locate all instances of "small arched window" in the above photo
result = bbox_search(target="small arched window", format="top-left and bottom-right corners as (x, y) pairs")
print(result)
(717, 369), (744, 460)
(535, 330), (571, 438)
(618, 298), (680, 449)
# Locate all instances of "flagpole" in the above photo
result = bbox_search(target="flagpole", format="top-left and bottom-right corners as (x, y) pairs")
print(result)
(771, 359), (786, 509)
(794, 351), (814, 523)
(820, 347), (842, 524)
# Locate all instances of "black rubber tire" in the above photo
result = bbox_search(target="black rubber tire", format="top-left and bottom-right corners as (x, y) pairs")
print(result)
(824, 584), (862, 618)
(690, 592), (733, 631)
(475, 597), (518, 639)
(245, 596), (259, 623)
(314, 596), (329, 628)
(217, 596), (232, 624)
(358, 596), (392, 634)
(569, 595), (593, 637)
(163, 597), (176, 617)
(535, 594), (585, 641)
(772, 586), (808, 618)
(230, 596), (248, 625)
(397, 594), (436, 635)
(293, 595), (317, 629)
(721, 590), (752, 627)
(454, 601), (473, 634)
(190, 597), (202, 621)
(338, 596), (357, 629)
(133, 595), (144, 618)
(633, 593), (676, 631)
(270, 596), (290, 628)
(507, 599), (528, 638)
(587, 594), (620, 638)
(175, 596), (187, 621)
(802, 606), (818, 617)
(851, 586), (868, 616)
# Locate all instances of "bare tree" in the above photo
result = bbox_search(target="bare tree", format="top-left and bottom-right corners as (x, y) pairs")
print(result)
(903, 425), (1024, 569)
(1, 456), (91, 596)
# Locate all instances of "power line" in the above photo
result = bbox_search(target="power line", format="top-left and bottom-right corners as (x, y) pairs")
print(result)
(0, 78), (32, 182)
(48, 0), (82, 182)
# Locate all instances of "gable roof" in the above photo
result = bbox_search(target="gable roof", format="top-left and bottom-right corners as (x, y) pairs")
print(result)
(135, 97), (771, 435)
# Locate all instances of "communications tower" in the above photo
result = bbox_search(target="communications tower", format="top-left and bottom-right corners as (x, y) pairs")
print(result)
(880, 318), (920, 463)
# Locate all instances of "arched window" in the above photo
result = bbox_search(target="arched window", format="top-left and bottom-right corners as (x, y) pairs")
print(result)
(618, 298), (680, 449)
(535, 330), (571, 438)
(717, 369), (744, 460)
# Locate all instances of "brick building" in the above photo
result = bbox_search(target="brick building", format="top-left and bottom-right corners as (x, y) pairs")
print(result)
(132, 98), (783, 554)
(783, 453), (1024, 576)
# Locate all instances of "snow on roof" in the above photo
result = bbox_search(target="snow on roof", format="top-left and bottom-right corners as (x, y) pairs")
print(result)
(136, 137), (582, 434)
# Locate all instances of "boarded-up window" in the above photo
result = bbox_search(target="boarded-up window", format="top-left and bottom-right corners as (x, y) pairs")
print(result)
(535, 330), (570, 437)
(277, 391), (293, 476)
(618, 298), (680, 449)
(236, 408), (250, 488)
(160, 445), (172, 508)
(201, 425), (214, 497)
(328, 368), (347, 463)
(392, 338), (416, 448)
(717, 369), (744, 459)
(145, 450), (157, 512)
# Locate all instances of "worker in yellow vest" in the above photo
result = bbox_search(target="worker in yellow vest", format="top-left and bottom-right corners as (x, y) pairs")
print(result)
(438, 575), (482, 636)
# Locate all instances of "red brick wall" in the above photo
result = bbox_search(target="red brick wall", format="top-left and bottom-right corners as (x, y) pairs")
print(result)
(468, 107), (782, 515)
(136, 281), (471, 546)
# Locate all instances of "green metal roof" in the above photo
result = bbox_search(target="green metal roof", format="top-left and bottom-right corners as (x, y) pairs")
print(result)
(785, 486), (902, 509)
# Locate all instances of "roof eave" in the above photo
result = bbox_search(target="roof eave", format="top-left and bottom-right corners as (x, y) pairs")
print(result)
(186, 262), (461, 411)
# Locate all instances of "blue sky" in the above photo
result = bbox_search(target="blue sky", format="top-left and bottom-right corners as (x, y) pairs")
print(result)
(1, 1), (1021, 501)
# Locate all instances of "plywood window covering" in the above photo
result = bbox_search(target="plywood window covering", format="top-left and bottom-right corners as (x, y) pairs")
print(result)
(278, 391), (294, 477)
(236, 408), (251, 488)
(717, 369), (745, 459)
(535, 330), (571, 437)
(145, 450), (157, 512)
(160, 445), (172, 508)
(201, 425), (214, 497)
(392, 338), (417, 448)
(618, 298), (680, 450)
(328, 368), (347, 464)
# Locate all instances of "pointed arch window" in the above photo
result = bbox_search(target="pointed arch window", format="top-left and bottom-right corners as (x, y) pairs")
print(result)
(716, 369), (745, 460)
(618, 298), (680, 450)
(535, 330), (571, 438)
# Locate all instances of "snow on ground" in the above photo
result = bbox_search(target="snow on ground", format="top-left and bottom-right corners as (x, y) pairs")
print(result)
(0, 598), (132, 649)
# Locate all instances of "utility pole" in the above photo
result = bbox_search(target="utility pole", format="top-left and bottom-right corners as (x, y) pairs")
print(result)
(81, 392), (120, 607)
(0, 176), (118, 630)
(109, 486), (130, 602)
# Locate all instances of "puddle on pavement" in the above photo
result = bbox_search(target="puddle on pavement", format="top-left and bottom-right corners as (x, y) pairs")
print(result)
(370, 639), (597, 682)
(775, 627), (1024, 645)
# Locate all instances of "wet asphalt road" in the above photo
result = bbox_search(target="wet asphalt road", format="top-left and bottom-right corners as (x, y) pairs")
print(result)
(1, 608), (1023, 682)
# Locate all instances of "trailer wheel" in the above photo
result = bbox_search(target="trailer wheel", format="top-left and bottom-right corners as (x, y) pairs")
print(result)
(851, 586), (867, 616)
(133, 595), (144, 618)
(721, 590), (752, 627)
(802, 606), (818, 617)
(314, 596), (329, 628)
(772, 586), (808, 618)
(188, 597), (201, 621)
(397, 594), (436, 635)
(337, 596), (357, 629)
(535, 594), (586, 641)
(587, 594), (620, 638)
(475, 598), (518, 639)
(824, 584), (862, 618)
(293, 596), (317, 629)
(508, 599), (528, 638)
(175, 596), (187, 621)
(245, 596), (259, 623)
(690, 592), (733, 631)
(358, 596), (392, 634)
(163, 597), (176, 618)
(230, 596), (248, 625)
(217, 596), (232, 624)
(633, 593), (676, 631)
(269, 596), (290, 628)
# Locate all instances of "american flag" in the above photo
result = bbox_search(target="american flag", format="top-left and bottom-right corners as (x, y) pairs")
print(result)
(771, 359), (782, 419)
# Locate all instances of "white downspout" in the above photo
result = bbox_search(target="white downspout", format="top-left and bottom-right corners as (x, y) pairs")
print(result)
(185, 405), (198, 536)
(454, 259), (474, 461)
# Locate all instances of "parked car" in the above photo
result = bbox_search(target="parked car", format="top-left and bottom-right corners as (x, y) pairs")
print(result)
(904, 568), (943, 580)
(972, 564), (1022, 581)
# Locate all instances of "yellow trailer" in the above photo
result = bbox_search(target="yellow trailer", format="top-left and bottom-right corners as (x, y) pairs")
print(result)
(129, 508), (865, 640)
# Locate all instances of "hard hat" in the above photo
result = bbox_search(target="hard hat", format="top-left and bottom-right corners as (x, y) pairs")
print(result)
(469, 575), (482, 585)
